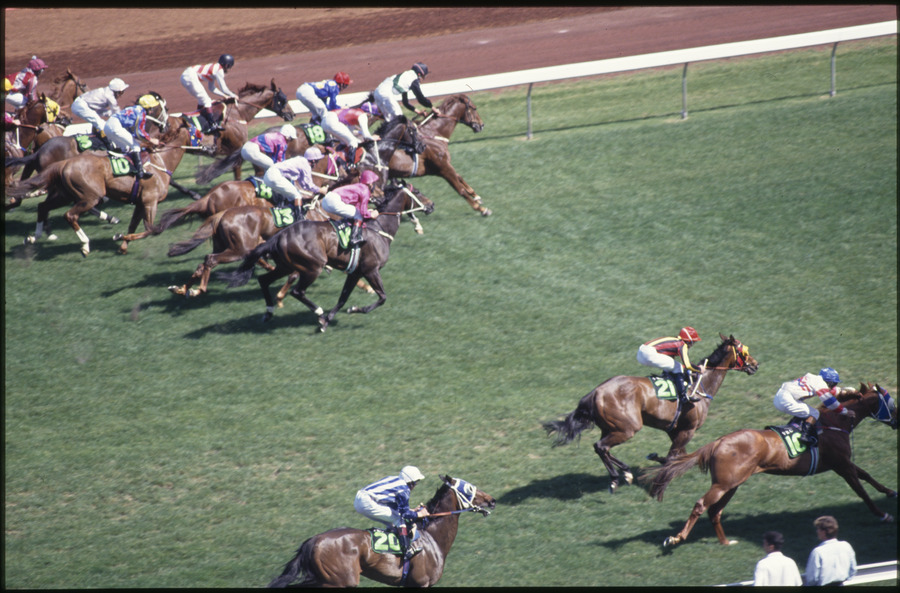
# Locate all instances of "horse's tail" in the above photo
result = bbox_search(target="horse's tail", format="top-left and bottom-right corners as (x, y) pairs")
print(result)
(6, 160), (64, 203)
(648, 440), (717, 501)
(217, 232), (277, 288)
(267, 536), (318, 588)
(541, 392), (596, 447)
(167, 213), (221, 257)
(195, 148), (243, 185)
(4, 150), (38, 171)
(151, 205), (194, 235)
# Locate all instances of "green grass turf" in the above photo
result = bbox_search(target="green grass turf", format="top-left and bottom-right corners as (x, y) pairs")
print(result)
(4, 37), (896, 587)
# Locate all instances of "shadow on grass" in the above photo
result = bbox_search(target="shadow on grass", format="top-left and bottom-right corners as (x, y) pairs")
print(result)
(595, 499), (898, 559)
(497, 472), (611, 505)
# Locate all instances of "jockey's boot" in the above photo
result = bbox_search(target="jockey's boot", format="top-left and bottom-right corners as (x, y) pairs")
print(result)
(351, 145), (365, 164)
(201, 108), (222, 133)
(130, 150), (152, 179)
(798, 416), (819, 446)
(349, 219), (365, 246)
(397, 526), (420, 561)
(672, 372), (692, 406)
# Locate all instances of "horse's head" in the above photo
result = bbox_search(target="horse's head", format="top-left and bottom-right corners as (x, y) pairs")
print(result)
(139, 91), (169, 133)
(861, 383), (897, 429)
(442, 94), (483, 133)
(386, 179), (435, 216)
(703, 333), (759, 375)
(268, 79), (295, 122)
(438, 475), (495, 517)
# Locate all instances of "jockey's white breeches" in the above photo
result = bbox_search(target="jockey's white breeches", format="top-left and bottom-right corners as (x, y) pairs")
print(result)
(262, 168), (303, 205)
(71, 98), (107, 132)
(637, 344), (683, 373)
(373, 83), (403, 122)
(103, 117), (139, 152)
(296, 84), (327, 120)
(321, 111), (357, 148)
(240, 141), (275, 170)
(322, 191), (359, 219)
(773, 388), (819, 420)
(180, 69), (212, 109)
(354, 490), (402, 528)
(5, 92), (26, 109)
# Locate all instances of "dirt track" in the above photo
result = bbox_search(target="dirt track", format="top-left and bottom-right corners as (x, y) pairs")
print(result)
(5, 6), (895, 115)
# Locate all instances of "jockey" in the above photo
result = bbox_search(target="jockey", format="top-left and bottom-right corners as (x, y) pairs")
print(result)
(354, 466), (429, 561)
(637, 327), (702, 406)
(5, 56), (47, 110)
(296, 72), (364, 163)
(103, 94), (163, 179)
(180, 54), (238, 133)
(373, 62), (443, 124)
(333, 100), (381, 144)
(773, 368), (855, 445)
(262, 147), (328, 212)
(240, 124), (297, 173)
(321, 169), (381, 246)
(4, 112), (22, 128)
(71, 78), (129, 144)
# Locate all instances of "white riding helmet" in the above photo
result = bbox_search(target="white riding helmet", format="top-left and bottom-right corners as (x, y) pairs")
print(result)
(399, 465), (425, 484)
(280, 124), (297, 140)
(109, 78), (129, 92)
(304, 146), (323, 161)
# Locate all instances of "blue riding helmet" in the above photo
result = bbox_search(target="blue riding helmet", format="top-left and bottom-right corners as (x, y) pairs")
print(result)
(819, 367), (841, 385)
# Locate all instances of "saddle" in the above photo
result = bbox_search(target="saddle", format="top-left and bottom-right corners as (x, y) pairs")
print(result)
(299, 122), (326, 145)
(74, 134), (108, 152)
(648, 374), (680, 401)
(367, 526), (420, 556)
(270, 205), (303, 227)
(765, 424), (813, 458)
(329, 219), (353, 250)
(246, 176), (274, 201)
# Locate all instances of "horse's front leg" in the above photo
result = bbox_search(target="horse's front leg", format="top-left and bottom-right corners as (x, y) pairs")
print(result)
(116, 198), (158, 248)
(835, 464), (894, 522)
(852, 463), (898, 498)
(113, 201), (144, 255)
(439, 165), (491, 217)
(592, 431), (635, 494)
(63, 200), (101, 257)
(320, 272), (371, 332)
(650, 428), (697, 465)
(346, 272), (386, 314)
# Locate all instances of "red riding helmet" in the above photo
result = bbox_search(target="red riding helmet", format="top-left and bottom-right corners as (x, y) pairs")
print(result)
(679, 327), (700, 343)
(333, 71), (352, 86)
(28, 57), (47, 72)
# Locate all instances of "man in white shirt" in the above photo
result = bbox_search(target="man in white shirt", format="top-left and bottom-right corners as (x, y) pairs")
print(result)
(804, 516), (857, 586)
(754, 531), (802, 586)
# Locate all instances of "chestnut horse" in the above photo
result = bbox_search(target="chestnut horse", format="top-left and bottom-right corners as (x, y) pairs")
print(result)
(542, 335), (759, 493)
(267, 475), (495, 588)
(219, 180), (434, 332)
(204, 80), (294, 180)
(6, 115), (210, 256)
(361, 94), (491, 216)
(48, 67), (87, 119)
(650, 383), (897, 547)
(6, 94), (54, 153)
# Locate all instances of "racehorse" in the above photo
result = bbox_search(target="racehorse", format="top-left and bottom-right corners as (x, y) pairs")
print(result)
(204, 80), (294, 180)
(48, 67), (87, 119)
(6, 115), (209, 256)
(267, 475), (495, 588)
(6, 94), (55, 153)
(361, 94), (491, 216)
(542, 335), (759, 493)
(649, 383), (897, 547)
(219, 179), (434, 332)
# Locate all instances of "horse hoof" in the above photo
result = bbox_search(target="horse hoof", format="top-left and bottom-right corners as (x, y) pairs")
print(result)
(109, 217), (120, 225)
(262, 312), (273, 322)
(187, 289), (202, 298)
(24, 235), (36, 245)
(881, 513), (894, 523)
(47, 234), (58, 241)
(167, 285), (186, 296)
(112, 233), (124, 241)
(81, 247), (90, 257)
(608, 482), (618, 495)
(728, 540), (739, 545)
(647, 453), (661, 462)
(887, 491), (898, 498)
(481, 208), (493, 217)
(623, 471), (634, 485)
(663, 536), (678, 548)
(190, 192), (202, 201)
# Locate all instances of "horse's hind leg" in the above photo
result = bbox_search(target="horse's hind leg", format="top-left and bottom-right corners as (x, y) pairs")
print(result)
(275, 272), (299, 308)
(663, 484), (728, 547)
(708, 486), (740, 545)
(593, 431), (635, 494)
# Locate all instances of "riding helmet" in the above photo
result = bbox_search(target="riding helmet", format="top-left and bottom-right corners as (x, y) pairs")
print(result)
(679, 326), (700, 343)
(399, 466), (425, 484)
(360, 101), (380, 116)
(280, 124), (297, 140)
(108, 78), (129, 92)
(359, 170), (380, 185)
(303, 146), (324, 161)
(218, 54), (235, 70)
(412, 62), (429, 78)
(28, 57), (47, 72)
(138, 94), (160, 109)
(819, 367), (841, 385)
(333, 71), (352, 86)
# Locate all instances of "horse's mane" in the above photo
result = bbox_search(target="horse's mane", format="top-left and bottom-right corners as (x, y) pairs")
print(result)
(698, 337), (736, 369)
(239, 82), (268, 96)
(373, 115), (409, 138)
(437, 94), (463, 110)
(424, 482), (452, 514)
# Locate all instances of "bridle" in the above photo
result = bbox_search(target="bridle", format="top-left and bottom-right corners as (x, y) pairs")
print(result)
(701, 342), (752, 371)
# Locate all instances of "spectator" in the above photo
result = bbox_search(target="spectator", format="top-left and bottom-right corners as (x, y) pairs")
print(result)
(753, 530), (802, 586)
(804, 516), (857, 586)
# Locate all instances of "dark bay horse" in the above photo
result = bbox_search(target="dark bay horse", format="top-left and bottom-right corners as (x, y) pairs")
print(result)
(6, 115), (207, 256)
(205, 80), (294, 180)
(649, 383), (897, 547)
(219, 180), (434, 332)
(267, 475), (495, 588)
(542, 335), (759, 493)
(361, 94), (491, 216)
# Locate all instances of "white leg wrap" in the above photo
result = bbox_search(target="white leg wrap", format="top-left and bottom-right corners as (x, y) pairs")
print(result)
(76, 228), (90, 245)
(34, 221), (44, 240)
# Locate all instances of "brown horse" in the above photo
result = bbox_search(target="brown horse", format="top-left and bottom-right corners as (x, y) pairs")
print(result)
(48, 67), (87, 118)
(362, 94), (491, 216)
(267, 475), (495, 588)
(542, 334), (759, 493)
(6, 94), (54, 153)
(219, 180), (434, 332)
(649, 383), (897, 547)
(6, 115), (207, 256)
(203, 80), (294, 180)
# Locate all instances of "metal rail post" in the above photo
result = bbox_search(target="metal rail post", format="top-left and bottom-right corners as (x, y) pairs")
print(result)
(526, 83), (534, 139)
(681, 63), (689, 119)
(830, 42), (839, 96)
